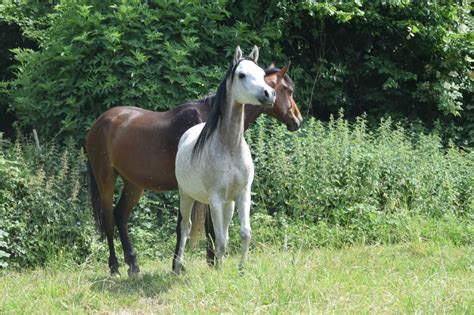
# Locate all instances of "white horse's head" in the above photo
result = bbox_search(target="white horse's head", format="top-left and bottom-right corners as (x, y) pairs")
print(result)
(231, 46), (275, 107)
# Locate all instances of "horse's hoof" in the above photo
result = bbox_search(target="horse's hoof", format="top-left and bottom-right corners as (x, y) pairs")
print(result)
(128, 265), (141, 278)
(207, 258), (216, 267)
(128, 270), (142, 279)
(172, 263), (186, 274)
(110, 271), (121, 278)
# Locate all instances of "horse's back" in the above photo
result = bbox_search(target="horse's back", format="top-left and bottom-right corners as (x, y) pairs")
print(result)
(87, 105), (205, 191)
(86, 106), (167, 163)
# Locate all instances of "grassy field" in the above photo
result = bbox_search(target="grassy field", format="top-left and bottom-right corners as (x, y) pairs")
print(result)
(1, 242), (472, 314)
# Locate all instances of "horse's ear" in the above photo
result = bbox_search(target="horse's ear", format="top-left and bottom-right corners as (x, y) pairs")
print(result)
(277, 62), (291, 80)
(269, 62), (276, 69)
(249, 45), (259, 63)
(234, 46), (243, 65)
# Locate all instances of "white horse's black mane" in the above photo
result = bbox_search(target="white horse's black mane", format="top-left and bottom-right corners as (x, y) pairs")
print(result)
(192, 57), (255, 158)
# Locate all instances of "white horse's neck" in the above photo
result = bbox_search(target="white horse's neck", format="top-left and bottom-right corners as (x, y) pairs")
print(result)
(218, 97), (245, 151)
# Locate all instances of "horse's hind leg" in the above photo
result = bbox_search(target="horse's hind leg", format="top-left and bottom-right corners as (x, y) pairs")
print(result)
(114, 179), (143, 277)
(173, 211), (184, 271)
(204, 210), (216, 266)
(173, 193), (194, 273)
(96, 170), (120, 276)
(174, 203), (215, 268)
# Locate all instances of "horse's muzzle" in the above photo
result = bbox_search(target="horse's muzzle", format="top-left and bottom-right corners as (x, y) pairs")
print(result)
(259, 88), (276, 108)
(287, 117), (303, 132)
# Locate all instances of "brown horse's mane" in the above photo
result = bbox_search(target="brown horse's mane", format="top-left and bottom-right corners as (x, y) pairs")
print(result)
(264, 67), (294, 88)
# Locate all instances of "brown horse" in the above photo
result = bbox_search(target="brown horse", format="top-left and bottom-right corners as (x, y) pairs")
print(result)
(86, 65), (302, 276)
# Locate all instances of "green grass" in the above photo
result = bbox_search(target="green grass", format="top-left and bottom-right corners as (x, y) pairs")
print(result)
(1, 243), (472, 314)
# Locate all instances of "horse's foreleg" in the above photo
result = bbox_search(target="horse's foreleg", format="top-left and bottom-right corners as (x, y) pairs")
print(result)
(172, 193), (194, 273)
(205, 201), (234, 266)
(236, 186), (252, 271)
(223, 201), (235, 246)
(115, 180), (143, 277)
(209, 195), (226, 268)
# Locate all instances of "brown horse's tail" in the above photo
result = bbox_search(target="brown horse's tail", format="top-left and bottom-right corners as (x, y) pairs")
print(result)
(87, 159), (105, 239)
(190, 202), (208, 244)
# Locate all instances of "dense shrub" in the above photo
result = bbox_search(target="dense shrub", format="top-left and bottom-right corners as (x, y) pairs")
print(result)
(4, 0), (266, 140)
(2, 1), (472, 143)
(0, 134), (180, 268)
(238, 115), (474, 249)
(227, 0), (474, 142)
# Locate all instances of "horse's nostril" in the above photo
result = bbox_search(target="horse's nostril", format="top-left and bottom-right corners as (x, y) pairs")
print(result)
(264, 90), (269, 98)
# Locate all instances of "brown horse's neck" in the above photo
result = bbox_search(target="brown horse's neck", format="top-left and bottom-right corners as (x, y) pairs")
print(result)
(218, 98), (245, 150)
(197, 99), (212, 119)
(243, 105), (265, 130)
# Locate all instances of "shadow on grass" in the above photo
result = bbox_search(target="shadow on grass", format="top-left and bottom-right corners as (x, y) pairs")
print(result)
(89, 270), (183, 298)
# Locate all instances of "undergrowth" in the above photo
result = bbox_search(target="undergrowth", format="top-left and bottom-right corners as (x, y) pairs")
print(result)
(0, 115), (473, 269)
(1, 244), (472, 313)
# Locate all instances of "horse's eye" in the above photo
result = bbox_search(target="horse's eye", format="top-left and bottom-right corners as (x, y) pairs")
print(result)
(238, 73), (246, 79)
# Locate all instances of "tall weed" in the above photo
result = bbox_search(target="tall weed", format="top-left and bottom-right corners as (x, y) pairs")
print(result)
(245, 114), (473, 247)
(0, 136), (94, 268)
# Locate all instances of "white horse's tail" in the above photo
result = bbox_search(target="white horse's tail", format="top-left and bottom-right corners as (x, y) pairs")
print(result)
(190, 201), (208, 244)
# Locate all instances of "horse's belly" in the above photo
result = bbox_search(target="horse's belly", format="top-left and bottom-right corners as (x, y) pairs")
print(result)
(112, 143), (179, 191)
(177, 169), (247, 204)
(178, 178), (209, 204)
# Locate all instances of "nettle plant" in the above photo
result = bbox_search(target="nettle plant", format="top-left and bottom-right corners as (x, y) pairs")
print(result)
(0, 137), (94, 268)
(1, 115), (473, 268)
(246, 115), (473, 235)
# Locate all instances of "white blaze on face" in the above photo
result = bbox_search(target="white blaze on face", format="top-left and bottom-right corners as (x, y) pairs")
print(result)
(232, 60), (275, 106)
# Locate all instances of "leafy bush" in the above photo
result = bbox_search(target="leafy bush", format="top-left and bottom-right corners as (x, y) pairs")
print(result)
(248, 115), (473, 221)
(5, 0), (266, 140)
(228, 0), (473, 142)
(2, 1), (472, 143)
(0, 134), (180, 268)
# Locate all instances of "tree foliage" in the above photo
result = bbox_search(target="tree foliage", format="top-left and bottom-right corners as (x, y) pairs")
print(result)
(0, 0), (473, 143)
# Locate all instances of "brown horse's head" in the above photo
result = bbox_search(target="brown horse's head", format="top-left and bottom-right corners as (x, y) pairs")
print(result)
(264, 63), (303, 131)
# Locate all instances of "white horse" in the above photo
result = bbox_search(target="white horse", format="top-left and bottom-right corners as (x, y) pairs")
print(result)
(173, 46), (275, 272)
